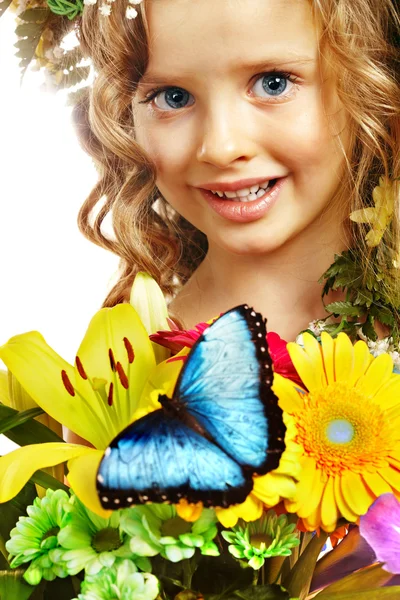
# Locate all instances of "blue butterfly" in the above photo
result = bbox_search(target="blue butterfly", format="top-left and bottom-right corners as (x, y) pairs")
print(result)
(97, 305), (286, 510)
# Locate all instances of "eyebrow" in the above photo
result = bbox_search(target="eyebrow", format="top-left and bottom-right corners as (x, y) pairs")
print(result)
(138, 56), (315, 86)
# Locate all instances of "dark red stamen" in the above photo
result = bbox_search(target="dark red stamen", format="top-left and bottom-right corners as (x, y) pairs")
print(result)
(123, 337), (135, 363)
(75, 356), (88, 380)
(109, 348), (116, 371)
(116, 362), (129, 389)
(61, 370), (75, 396)
(108, 382), (114, 406)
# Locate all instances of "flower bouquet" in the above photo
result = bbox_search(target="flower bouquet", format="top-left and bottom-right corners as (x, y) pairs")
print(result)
(0, 272), (399, 600)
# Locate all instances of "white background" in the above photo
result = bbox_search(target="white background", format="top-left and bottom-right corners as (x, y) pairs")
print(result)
(0, 10), (119, 452)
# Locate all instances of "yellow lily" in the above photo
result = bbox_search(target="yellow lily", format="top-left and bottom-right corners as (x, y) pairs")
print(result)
(349, 176), (396, 247)
(130, 271), (171, 365)
(0, 369), (64, 492)
(0, 303), (183, 517)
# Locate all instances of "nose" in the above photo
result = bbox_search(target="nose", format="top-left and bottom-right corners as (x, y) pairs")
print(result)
(196, 100), (258, 168)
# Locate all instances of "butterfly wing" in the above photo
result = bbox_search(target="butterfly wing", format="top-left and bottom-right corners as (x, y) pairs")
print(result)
(97, 409), (252, 509)
(172, 305), (286, 474)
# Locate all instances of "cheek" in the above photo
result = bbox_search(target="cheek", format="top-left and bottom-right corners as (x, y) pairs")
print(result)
(275, 113), (347, 190)
(134, 119), (192, 180)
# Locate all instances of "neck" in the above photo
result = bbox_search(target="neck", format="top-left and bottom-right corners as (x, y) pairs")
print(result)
(169, 222), (349, 342)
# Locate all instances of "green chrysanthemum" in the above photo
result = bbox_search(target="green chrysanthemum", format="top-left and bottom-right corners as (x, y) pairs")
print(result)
(222, 510), (300, 570)
(5, 488), (70, 585)
(56, 495), (150, 576)
(120, 505), (220, 562)
(75, 559), (159, 600)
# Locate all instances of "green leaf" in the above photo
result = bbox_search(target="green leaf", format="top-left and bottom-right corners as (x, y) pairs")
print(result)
(361, 317), (377, 341)
(58, 65), (91, 89)
(370, 305), (395, 327)
(316, 564), (394, 597)
(14, 8), (50, 80)
(15, 22), (44, 38)
(325, 302), (361, 317)
(18, 8), (49, 22)
(0, 569), (38, 600)
(30, 470), (69, 493)
(315, 587), (400, 600)
(282, 530), (329, 599)
(0, 404), (64, 446)
(0, 481), (37, 546)
(0, 0), (13, 18)
(0, 407), (44, 435)
(206, 584), (291, 600)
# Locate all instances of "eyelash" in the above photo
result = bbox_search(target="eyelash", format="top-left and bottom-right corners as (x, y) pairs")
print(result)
(138, 70), (300, 110)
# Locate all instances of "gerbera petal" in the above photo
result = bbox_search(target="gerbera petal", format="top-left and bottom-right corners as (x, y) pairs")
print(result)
(379, 467), (400, 493)
(303, 333), (327, 386)
(272, 373), (305, 413)
(334, 333), (354, 383)
(362, 471), (393, 497)
(296, 468), (326, 520)
(0, 332), (103, 448)
(216, 494), (262, 528)
(320, 332), (335, 385)
(287, 336), (322, 392)
(233, 493), (263, 522)
(350, 340), (373, 385)
(340, 471), (375, 516)
(333, 475), (358, 522)
(356, 353), (394, 397)
(321, 476), (340, 532)
(67, 450), (112, 518)
(75, 304), (156, 432)
(372, 376), (400, 410)
(0, 443), (92, 502)
(285, 457), (318, 514)
(303, 502), (323, 532)
(253, 472), (297, 507)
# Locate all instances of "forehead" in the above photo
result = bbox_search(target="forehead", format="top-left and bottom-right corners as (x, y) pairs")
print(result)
(144, 0), (318, 75)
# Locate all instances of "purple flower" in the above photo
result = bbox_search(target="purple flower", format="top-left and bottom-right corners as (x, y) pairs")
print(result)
(359, 493), (400, 575)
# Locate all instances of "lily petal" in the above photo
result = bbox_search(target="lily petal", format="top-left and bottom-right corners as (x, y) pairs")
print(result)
(0, 332), (102, 448)
(0, 443), (92, 502)
(67, 450), (112, 518)
(130, 272), (170, 364)
(134, 355), (184, 420)
(0, 369), (9, 404)
(75, 304), (156, 439)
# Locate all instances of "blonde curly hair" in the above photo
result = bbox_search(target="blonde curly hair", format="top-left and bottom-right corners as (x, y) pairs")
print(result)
(74, 0), (400, 311)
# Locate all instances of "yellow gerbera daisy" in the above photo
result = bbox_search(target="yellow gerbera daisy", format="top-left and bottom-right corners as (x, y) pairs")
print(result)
(274, 331), (400, 532)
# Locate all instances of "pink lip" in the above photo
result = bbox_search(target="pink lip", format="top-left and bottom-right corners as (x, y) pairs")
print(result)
(198, 176), (285, 193)
(201, 177), (287, 223)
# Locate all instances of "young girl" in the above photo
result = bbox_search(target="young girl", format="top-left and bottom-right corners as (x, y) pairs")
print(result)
(74, 0), (399, 342)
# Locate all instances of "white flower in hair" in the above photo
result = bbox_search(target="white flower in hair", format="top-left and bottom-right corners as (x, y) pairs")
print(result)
(128, 0), (143, 3)
(99, 3), (112, 15)
(126, 5), (138, 18)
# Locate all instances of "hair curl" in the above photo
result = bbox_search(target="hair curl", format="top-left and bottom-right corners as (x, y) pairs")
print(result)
(74, 0), (400, 313)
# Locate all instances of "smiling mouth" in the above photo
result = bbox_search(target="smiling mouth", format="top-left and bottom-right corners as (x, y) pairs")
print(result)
(208, 179), (278, 202)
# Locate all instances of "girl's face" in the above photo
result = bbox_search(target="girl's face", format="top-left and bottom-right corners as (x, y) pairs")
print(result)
(133, 0), (351, 257)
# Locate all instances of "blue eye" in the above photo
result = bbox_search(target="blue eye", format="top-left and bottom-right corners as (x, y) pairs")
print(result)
(252, 72), (296, 99)
(141, 87), (194, 111)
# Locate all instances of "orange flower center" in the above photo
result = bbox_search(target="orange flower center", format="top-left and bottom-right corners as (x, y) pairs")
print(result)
(295, 383), (395, 476)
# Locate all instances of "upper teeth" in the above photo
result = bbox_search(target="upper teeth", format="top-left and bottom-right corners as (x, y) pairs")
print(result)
(211, 180), (271, 200)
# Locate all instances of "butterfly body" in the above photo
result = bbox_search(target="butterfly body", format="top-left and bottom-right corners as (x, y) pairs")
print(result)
(97, 305), (286, 509)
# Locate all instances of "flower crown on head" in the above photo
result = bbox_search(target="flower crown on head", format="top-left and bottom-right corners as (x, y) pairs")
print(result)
(84, 0), (142, 19)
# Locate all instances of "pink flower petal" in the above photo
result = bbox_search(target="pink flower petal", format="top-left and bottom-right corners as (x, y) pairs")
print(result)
(360, 493), (400, 574)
